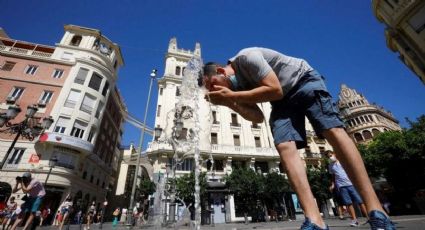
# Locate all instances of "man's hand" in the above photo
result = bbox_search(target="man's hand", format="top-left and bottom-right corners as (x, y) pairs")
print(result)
(206, 85), (235, 105)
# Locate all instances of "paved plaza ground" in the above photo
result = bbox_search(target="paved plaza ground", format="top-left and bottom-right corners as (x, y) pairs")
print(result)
(43, 215), (425, 230)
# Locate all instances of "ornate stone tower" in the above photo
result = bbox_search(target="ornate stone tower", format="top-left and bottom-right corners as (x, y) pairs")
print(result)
(338, 84), (401, 144)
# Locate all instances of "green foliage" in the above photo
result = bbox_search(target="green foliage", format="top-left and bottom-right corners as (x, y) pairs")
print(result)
(225, 168), (264, 215)
(359, 115), (425, 196)
(138, 178), (156, 200)
(263, 171), (291, 206)
(174, 172), (207, 205)
(306, 166), (332, 202)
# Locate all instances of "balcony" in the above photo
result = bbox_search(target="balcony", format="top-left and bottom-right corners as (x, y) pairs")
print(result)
(0, 38), (54, 59)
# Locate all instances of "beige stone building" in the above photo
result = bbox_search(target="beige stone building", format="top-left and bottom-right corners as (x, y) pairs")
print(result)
(372, 0), (425, 84)
(0, 25), (126, 218)
(337, 84), (401, 144)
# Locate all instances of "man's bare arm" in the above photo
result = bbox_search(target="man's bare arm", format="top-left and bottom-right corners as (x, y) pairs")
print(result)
(228, 102), (264, 123)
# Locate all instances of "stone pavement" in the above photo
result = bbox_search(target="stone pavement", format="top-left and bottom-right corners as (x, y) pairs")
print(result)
(41, 215), (425, 230)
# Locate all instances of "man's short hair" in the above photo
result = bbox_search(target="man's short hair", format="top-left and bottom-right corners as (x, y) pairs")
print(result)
(203, 62), (220, 78)
(198, 62), (222, 87)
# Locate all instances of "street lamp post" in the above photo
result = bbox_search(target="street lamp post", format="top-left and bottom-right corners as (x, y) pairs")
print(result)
(44, 155), (58, 184)
(127, 69), (158, 227)
(0, 105), (54, 169)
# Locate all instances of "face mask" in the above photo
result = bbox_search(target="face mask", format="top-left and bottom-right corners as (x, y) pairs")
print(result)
(330, 156), (337, 162)
(227, 75), (238, 90)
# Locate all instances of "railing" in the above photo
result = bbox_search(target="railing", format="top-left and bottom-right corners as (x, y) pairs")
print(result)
(148, 142), (276, 156)
(0, 46), (52, 58)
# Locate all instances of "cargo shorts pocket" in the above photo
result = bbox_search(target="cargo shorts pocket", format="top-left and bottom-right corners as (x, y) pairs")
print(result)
(314, 90), (339, 116)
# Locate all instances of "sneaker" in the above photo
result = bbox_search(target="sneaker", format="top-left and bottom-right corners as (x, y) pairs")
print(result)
(300, 217), (329, 230)
(368, 210), (396, 230)
(350, 220), (359, 227)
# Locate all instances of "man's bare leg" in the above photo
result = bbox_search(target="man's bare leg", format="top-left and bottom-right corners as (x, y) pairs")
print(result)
(276, 141), (326, 228)
(322, 128), (385, 214)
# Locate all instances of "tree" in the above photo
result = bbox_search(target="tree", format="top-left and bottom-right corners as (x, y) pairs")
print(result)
(359, 115), (425, 214)
(225, 168), (263, 224)
(306, 166), (332, 216)
(263, 171), (291, 220)
(138, 178), (156, 201)
(174, 172), (208, 207)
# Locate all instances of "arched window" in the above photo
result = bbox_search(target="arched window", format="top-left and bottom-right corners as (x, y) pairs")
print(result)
(368, 115), (374, 122)
(354, 133), (363, 142)
(372, 128), (381, 136)
(363, 130), (373, 140)
(360, 116), (365, 123)
(70, 35), (82, 46)
(175, 66), (181, 75)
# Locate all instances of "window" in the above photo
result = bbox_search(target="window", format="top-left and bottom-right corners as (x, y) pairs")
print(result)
(70, 35), (82, 46)
(25, 65), (38, 75)
(95, 101), (104, 118)
(101, 81), (109, 96)
(231, 113), (240, 126)
(354, 133), (363, 142)
(71, 120), (87, 139)
(212, 111), (219, 124)
(175, 66), (181, 75)
(368, 115), (374, 122)
(176, 159), (193, 171)
(157, 105), (161, 117)
(74, 68), (88, 85)
(38, 91), (53, 106)
(360, 116), (365, 123)
(364, 116), (370, 122)
(88, 128), (95, 142)
(7, 87), (24, 102)
(54, 117), (69, 134)
(363, 130), (373, 140)
(64, 90), (80, 108)
(409, 5), (425, 33)
(159, 88), (163, 95)
(176, 87), (181, 96)
(88, 72), (103, 91)
(1, 61), (16, 71)
(319, 146), (325, 154)
(372, 128), (381, 136)
(252, 122), (259, 128)
(233, 135), (240, 146)
(211, 133), (218, 144)
(80, 94), (96, 114)
(254, 136), (261, 148)
(52, 69), (64, 78)
(7, 148), (25, 165)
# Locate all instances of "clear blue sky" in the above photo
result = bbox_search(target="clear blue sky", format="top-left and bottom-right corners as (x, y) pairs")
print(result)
(1, 0), (424, 148)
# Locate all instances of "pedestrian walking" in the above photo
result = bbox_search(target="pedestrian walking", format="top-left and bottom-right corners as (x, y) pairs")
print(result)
(327, 150), (368, 226)
(85, 202), (95, 230)
(201, 47), (396, 230)
(112, 208), (120, 228)
(10, 172), (46, 230)
(59, 195), (73, 230)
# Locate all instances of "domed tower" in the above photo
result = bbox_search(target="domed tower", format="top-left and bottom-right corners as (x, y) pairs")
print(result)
(338, 84), (401, 144)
